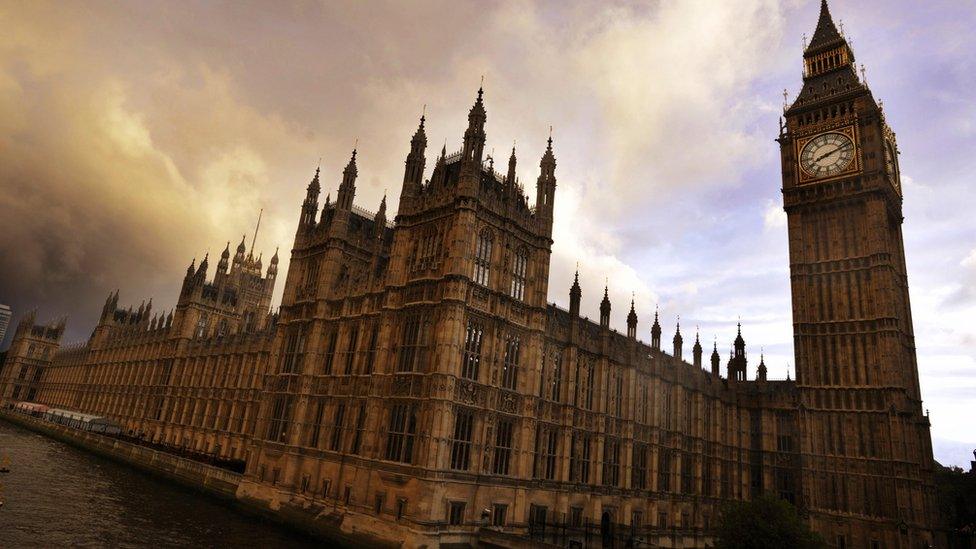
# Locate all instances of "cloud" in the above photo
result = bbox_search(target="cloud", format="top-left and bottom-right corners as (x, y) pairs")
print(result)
(763, 199), (787, 231)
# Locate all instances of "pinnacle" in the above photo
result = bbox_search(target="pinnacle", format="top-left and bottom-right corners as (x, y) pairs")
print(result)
(806, 0), (844, 53)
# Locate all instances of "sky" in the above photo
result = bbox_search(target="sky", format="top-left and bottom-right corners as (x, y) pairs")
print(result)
(0, 0), (974, 467)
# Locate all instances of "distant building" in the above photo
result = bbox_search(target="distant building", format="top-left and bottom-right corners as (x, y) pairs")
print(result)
(0, 304), (11, 346)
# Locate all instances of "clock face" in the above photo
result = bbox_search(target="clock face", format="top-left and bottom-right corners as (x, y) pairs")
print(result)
(799, 132), (855, 179)
(884, 140), (900, 191)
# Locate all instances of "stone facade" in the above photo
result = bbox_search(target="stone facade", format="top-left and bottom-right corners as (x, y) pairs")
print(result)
(0, 2), (940, 548)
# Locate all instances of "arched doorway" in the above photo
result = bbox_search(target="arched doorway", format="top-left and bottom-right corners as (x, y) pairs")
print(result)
(601, 510), (615, 548)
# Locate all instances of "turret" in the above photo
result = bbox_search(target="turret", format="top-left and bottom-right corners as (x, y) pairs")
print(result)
(336, 149), (357, 211)
(300, 167), (321, 228)
(535, 133), (556, 231)
(506, 145), (517, 190)
(693, 330), (703, 369)
(673, 319), (683, 360)
(650, 308), (662, 351)
(757, 351), (767, 382)
(215, 242), (230, 286)
(234, 235), (246, 269)
(400, 114), (427, 204)
(268, 248), (279, 278)
(599, 285), (611, 329)
(711, 340), (720, 377)
(728, 322), (748, 381)
(218, 242), (230, 272)
(461, 86), (486, 169)
(569, 270), (581, 318)
(374, 194), (387, 239)
(626, 298), (637, 339)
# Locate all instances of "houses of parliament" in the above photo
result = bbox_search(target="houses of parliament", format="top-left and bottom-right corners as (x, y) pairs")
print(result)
(0, 3), (941, 548)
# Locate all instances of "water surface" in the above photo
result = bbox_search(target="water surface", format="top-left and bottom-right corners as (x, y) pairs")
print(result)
(0, 420), (318, 548)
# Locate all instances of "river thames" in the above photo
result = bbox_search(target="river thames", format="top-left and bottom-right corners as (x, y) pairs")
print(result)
(0, 420), (319, 548)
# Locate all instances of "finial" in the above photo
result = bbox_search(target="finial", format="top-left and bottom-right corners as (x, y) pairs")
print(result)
(802, 33), (807, 50)
(353, 139), (358, 158)
(839, 19), (845, 37)
(783, 89), (789, 109)
(860, 63), (867, 84)
(421, 103), (426, 123)
(547, 125), (553, 147)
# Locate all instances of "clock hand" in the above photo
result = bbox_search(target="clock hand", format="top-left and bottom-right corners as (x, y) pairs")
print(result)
(814, 147), (840, 163)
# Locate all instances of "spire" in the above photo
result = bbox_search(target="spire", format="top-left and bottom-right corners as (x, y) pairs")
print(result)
(692, 328), (703, 369)
(301, 166), (321, 227)
(236, 234), (246, 256)
(268, 247), (279, 277)
(374, 193), (388, 238)
(186, 258), (196, 278)
(569, 267), (582, 317)
(673, 317), (683, 360)
(337, 147), (358, 210)
(650, 307), (662, 351)
(536, 129), (557, 223)
(758, 351), (768, 381)
(217, 241), (230, 273)
(507, 144), (517, 188)
(626, 296), (638, 339)
(599, 285), (611, 329)
(461, 84), (487, 167)
(711, 338), (721, 377)
(806, 0), (844, 54)
(250, 209), (263, 256)
(402, 111), (427, 200)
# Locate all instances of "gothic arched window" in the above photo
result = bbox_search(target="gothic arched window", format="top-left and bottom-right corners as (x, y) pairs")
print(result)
(473, 229), (492, 286)
(511, 246), (528, 300)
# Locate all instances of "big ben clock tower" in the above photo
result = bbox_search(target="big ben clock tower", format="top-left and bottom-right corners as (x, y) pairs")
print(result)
(779, 1), (938, 546)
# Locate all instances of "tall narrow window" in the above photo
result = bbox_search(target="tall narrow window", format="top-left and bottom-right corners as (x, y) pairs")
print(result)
(537, 428), (557, 480)
(350, 401), (367, 455)
(493, 418), (515, 475)
(397, 313), (427, 372)
(550, 350), (561, 402)
(449, 409), (474, 470)
(267, 395), (294, 443)
(585, 364), (595, 410)
(502, 334), (520, 390)
(344, 326), (359, 375)
(307, 398), (325, 448)
(510, 246), (528, 300)
(323, 330), (338, 374)
(681, 452), (694, 494)
(363, 324), (380, 374)
(330, 403), (346, 452)
(602, 437), (620, 487)
(632, 444), (648, 490)
(580, 434), (591, 484)
(658, 449), (672, 492)
(281, 327), (305, 374)
(461, 322), (484, 381)
(385, 403), (417, 463)
(195, 313), (209, 338)
(473, 229), (492, 286)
